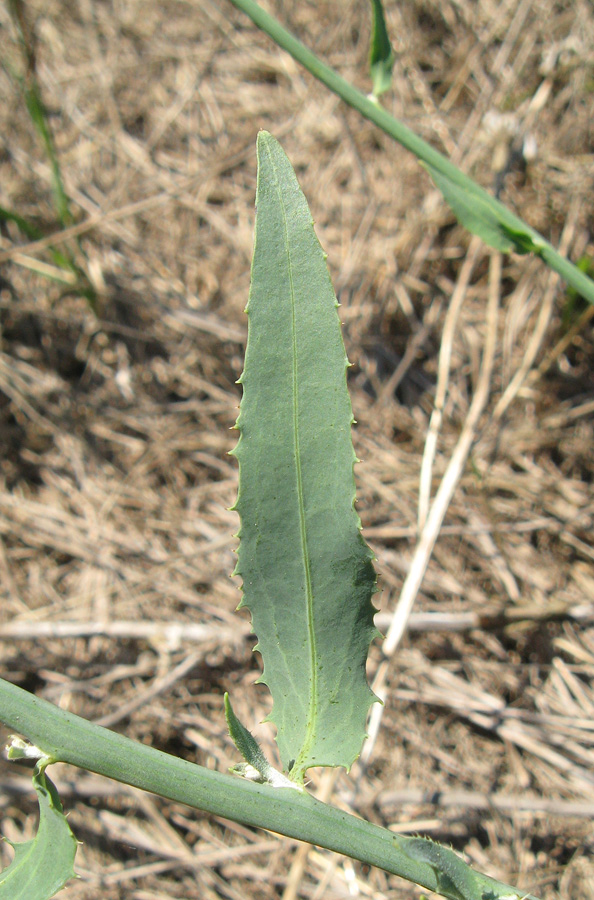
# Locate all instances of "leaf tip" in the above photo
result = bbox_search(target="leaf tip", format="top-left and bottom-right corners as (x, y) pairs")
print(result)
(256, 129), (274, 155)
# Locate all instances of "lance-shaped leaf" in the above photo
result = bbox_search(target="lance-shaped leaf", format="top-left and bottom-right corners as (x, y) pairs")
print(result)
(231, 131), (378, 784)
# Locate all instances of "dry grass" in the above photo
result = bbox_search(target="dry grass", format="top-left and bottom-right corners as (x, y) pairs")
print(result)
(1, 1), (594, 898)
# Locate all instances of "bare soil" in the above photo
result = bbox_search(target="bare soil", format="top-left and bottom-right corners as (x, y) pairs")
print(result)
(1, 1), (594, 898)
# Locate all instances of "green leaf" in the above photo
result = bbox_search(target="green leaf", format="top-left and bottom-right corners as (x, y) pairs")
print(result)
(424, 162), (546, 257)
(231, 131), (378, 784)
(369, 0), (395, 98)
(424, 163), (513, 253)
(24, 83), (73, 229)
(0, 206), (71, 270)
(224, 693), (300, 788)
(0, 205), (42, 240)
(403, 839), (479, 900)
(225, 692), (272, 781)
(0, 206), (95, 295)
(498, 223), (546, 256)
(0, 764), (78, 900)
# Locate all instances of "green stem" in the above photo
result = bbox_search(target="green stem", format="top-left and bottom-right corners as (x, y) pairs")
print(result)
(226, 0), (594, 306)
(0, 679), (538, 900)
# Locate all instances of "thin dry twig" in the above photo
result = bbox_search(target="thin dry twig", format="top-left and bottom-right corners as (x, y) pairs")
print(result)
(417, 235), (482, 529)
(386, 251), (501, 656)
(362, 251), (501, 765)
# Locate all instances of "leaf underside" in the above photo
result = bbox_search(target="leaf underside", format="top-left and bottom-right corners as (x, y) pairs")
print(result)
(231, 131), (378, 783)
(0, 766), (77, 900)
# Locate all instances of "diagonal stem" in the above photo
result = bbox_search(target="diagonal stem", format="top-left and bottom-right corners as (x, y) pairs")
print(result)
(0, 677), (539, 900)
(225, 0), (594, 305)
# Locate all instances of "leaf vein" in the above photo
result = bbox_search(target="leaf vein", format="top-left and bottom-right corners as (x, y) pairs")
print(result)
(264, 140), (318, 771)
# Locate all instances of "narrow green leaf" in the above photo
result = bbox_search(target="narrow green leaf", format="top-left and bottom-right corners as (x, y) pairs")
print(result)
(24, 84), (73, 229)
(224, 693), (300, 788)
(0, 206), (41, 240)
(231, 131), (378, 783)
(225, 692), (271, 780)
(498, 223), (546, 256)
(0, 206), (96, 294)
(0, 206), (69, 268)
(0, 764), (78, 900)
(368, 0), (395, 98)
(403, 838), (479, 900)
(424, 162), (547, 257)
(424, 163), (514, 253)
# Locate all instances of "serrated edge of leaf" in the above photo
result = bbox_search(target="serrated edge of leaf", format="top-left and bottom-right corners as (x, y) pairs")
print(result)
(229, 131), (380, 780)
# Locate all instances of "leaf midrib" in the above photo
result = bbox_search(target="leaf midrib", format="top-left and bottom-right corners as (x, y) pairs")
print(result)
(265, 139), (317, 778)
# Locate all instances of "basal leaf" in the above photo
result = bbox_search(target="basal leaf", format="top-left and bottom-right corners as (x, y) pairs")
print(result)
(369, 0), (395, 98)
(0, 765), (77, 900)
(231, 131), (378, 784)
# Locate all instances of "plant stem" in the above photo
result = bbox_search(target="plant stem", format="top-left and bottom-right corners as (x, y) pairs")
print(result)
(225, 0), (594, 306)
(0, 679), (538, 900)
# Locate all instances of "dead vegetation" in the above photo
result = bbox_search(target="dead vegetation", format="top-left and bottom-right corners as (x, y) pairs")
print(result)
(1, 0), (594, 897)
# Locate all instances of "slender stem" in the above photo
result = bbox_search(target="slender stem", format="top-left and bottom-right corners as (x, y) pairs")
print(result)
(0, 679), (537, 900)
(225, 0), (594, 306)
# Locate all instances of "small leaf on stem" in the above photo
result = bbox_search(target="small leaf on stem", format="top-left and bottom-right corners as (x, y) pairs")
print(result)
(0, 763), (77, 900)
(369, 0), (395, 99)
